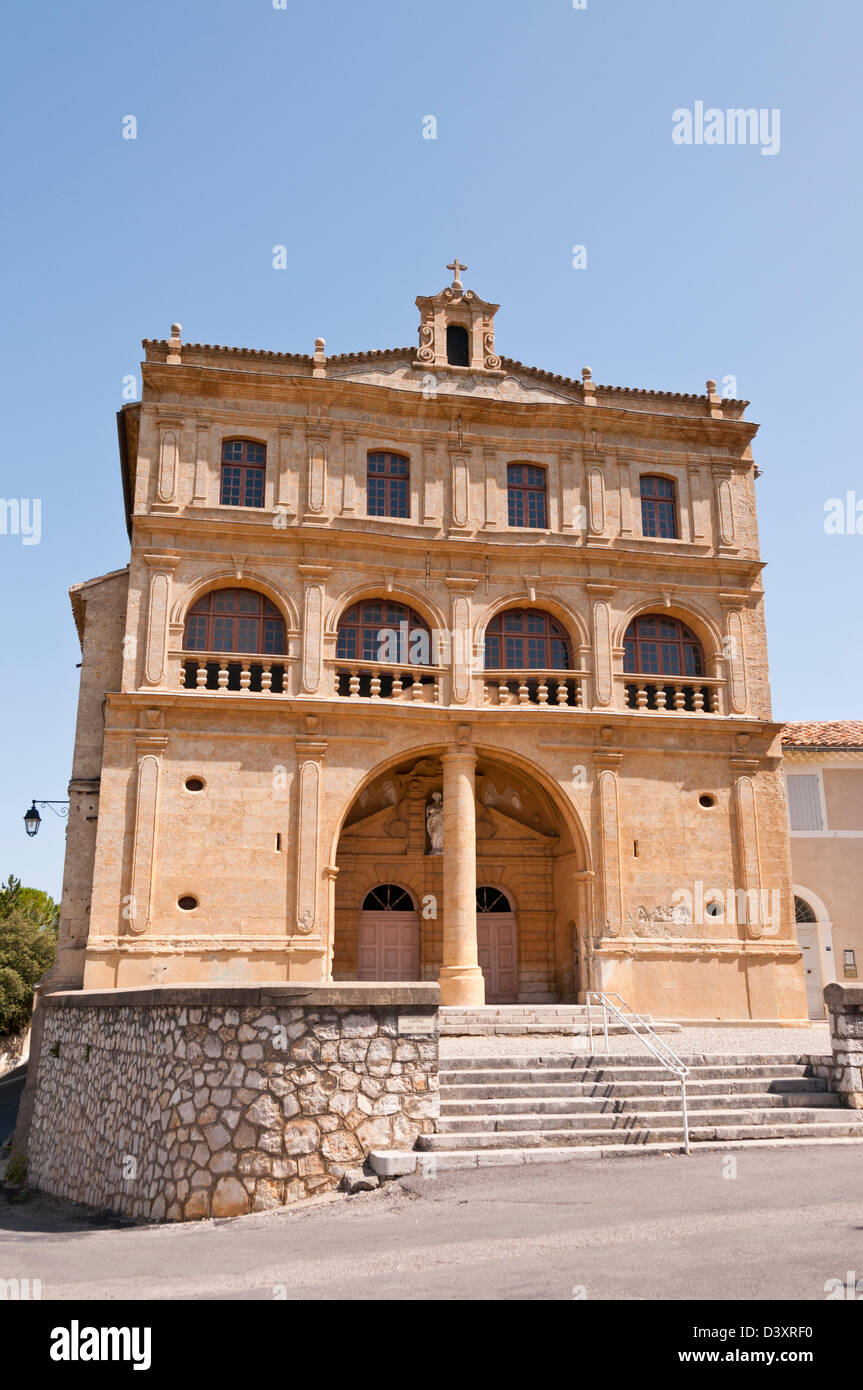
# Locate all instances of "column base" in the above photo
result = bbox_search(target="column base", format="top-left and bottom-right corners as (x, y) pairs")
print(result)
(438, 966), (486, 1007)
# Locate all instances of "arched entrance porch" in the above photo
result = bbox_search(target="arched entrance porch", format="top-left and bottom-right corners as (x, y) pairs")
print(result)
(330, 743), (590, 1004)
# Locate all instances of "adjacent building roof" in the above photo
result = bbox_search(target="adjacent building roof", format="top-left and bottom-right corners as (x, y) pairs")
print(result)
(69, 566), (130, 646)
(782, 721), (863, 750)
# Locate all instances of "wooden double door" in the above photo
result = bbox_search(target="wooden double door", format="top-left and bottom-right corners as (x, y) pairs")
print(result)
(477, 917), (518, 1002)
(356, 884), (518, 1000)
(357, 910), (420, 981)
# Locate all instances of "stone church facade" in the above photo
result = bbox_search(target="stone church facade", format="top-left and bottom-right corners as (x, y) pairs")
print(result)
(55, 264), (807, 1023)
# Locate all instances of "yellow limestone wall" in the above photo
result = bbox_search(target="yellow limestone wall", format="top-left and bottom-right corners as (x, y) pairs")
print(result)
(52, 286), (807, 1024)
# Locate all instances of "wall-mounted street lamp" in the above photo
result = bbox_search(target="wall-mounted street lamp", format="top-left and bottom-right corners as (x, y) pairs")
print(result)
(23, 800), (70, 838)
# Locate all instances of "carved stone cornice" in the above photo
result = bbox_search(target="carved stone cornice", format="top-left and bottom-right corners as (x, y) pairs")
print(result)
(585, 581), (616, 599)
(294, 739), (327, 759)
(593, 750), (623, 771)
(143, 552), (180, 569)
(729, 757), (761, 775)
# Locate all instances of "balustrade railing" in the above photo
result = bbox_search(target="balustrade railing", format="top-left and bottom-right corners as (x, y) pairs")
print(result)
(622, 674), (722, 714)
(482, 670), (587, 707)
(180, 653), (287, 694)
(330, 660), (442, 703)
(174, 651), (724, 718)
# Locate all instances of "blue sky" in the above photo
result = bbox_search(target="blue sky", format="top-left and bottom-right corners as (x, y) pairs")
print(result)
(1, 0), (860, 898)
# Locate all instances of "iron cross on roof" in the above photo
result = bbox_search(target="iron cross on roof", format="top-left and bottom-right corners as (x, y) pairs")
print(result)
(447, 258), (467, 289)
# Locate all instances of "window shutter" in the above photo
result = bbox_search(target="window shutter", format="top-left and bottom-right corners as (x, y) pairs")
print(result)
(786, 774), (824, 832)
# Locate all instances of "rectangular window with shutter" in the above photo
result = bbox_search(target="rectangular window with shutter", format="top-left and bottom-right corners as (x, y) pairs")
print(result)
(785, 773), (825, 832)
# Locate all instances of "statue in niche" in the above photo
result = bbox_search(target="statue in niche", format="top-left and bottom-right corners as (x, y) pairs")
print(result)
(426, 792), (444, 855)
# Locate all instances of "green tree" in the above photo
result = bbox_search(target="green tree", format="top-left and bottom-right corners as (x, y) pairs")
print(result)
(0, 875), (59, 932)
(0, 876), (59, 1035)
(0, 874), (22, 917)
(0, 909), (57, 1035)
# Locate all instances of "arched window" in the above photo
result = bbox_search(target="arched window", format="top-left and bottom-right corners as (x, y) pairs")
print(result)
(507, 464), (547, 528)
(184, 589), (286, 654)
(477, 887), (512, 913)
(336, 601), (432, 665)
(623, 614), (704, 677)
(362, 885), (415, 911)
(484, 609), (572, 669)
(794, 895), (818, 924)
(446, 324), (470, 366)
(220, 440), (266, 508)
(640, 475), (678, 538)
(367, 452), (409, 519)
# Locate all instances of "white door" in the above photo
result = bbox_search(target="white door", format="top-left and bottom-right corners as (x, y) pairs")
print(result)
(796, 926), (825, 1019)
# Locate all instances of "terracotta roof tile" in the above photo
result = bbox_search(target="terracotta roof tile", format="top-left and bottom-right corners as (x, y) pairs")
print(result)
(782, 721), (863, 749)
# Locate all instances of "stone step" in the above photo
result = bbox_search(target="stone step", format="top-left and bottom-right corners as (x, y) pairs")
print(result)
(416, 1115), (863, 1151)
(370, 1135), (863, 1178)
(439, 1091), (840, 1117)
(435, 1103), (845, 1134)
(441, 1011), (589, 1023)
(440, 1023), (662, 1036)
(439, 1008), (683, 1037)
(441, 1053), (825, 1071)
(441, 1075), (830, 1101)
(441, 1063), (820, 1086)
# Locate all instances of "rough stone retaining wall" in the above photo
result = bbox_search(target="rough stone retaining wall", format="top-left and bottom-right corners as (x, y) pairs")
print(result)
(25, 984), (438, 1221)
(811, 983), (863, 1108)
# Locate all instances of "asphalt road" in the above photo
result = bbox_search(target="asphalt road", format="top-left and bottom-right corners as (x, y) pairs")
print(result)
(2, 1145), (861, 1301)
(0, 1065), (25, 1150)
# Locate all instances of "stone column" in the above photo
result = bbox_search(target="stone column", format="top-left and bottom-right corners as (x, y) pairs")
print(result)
(340, 430), (357, 517)
(142, 554), (179, 688)
(445, 577), (476, 706)
(448, 447), (472, 533)
(155, 414), (182, 507)
(293, 735), (327, 940)
(277, 426), (299, 518)
(594, 748), (623, 939)
(713, 464), (737, 552)
(191, 423), (210, 504)
(584, 448), (608, 541)
(128, 723), (169, 936)
(730, 757), (763, 938)
(439, 744), (484, 1006)
(719, 594), (749, 715)
(422, 442), (441, 524)
(587, 582), (616, 709)
(304, 422), (330, 522)
(298, 564), (331, 695)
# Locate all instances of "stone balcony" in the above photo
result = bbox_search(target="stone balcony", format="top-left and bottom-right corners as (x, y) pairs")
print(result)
(621, 672), (724, 715)
(172, 650), (729, 715)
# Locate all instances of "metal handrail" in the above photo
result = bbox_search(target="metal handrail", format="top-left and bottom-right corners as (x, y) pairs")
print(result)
(585, 990), (691, 1154)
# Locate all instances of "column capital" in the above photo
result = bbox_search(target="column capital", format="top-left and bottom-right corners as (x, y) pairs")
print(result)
(295, 738), (327, 759)
(442, 742), (477, 763)
(730, 757), (760, 775)
(594, 751), (623, 771)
